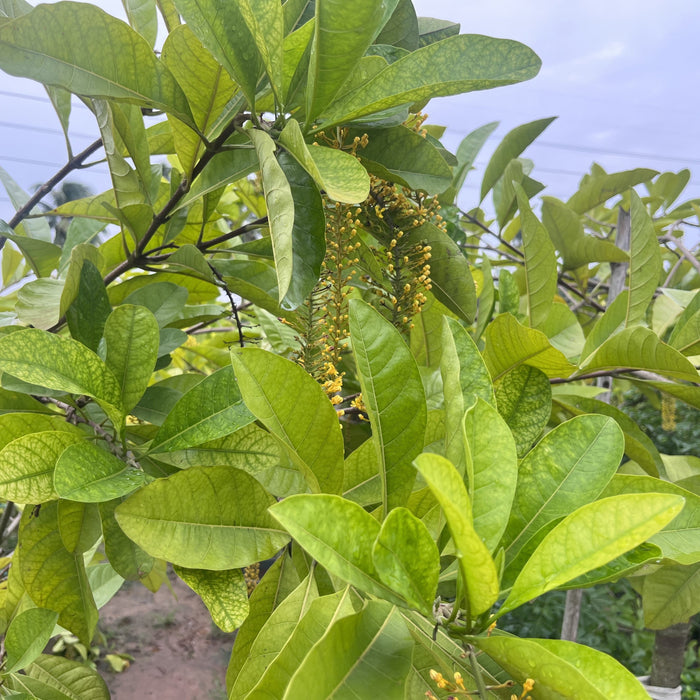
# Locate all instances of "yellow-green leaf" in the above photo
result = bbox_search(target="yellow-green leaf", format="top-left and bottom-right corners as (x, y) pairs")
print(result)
(115, 465), (290, 569)
(0, 2), (194, 126)
(413, 453), (499, 616)
(174, 566), (249, 632)
(0, 430), (83, 503)
(320, 34), (541, 127)
(501, 494), (684, 614)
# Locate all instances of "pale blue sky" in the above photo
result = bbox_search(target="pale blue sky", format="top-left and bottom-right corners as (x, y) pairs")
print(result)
(1, 0), (699, 221)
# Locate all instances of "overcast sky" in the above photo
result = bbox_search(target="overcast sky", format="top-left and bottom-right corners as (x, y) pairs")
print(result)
(1, 0), (699, 222)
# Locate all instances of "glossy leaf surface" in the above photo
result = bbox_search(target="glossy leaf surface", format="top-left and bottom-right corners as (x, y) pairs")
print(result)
(502, 494), (684, 614)
(349, 299), (426, 511)
(231, 347), (344, 494)
(413, 453), (499, 616)
(115, 465), (290, 569)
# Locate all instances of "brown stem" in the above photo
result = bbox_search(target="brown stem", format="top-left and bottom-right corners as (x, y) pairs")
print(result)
(550, 368), (637, 384)
(2, 138), (103, 249)
(0, 502), (15, 551)
(207, 260), (245, 348)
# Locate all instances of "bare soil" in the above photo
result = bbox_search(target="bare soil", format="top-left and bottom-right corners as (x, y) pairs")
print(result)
(97, 572), (235, 700)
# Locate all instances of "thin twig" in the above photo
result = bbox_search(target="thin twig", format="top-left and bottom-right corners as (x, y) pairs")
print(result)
(2, 138), (104, 252)
(550, 368), (637, 384)
(207, 261), (245, 348)
(558, 277), (606, 312)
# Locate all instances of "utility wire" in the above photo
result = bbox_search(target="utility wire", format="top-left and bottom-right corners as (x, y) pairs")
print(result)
(0, 119), (96, 140)
(4, 87), (700, 166)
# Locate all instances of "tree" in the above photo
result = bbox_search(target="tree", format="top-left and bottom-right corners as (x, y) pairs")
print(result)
(0, 1), (699, 698)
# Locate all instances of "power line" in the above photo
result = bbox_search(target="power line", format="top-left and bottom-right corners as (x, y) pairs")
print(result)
(0, 153), (109, 176)
(0, 89), (91, 109)
(536, 139), (700, 166)
(447, 128), (700, 167)
(0, 120), (96, 140)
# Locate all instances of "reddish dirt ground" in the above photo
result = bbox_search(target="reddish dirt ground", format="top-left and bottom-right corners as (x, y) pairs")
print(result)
(97, 573), (235, 700)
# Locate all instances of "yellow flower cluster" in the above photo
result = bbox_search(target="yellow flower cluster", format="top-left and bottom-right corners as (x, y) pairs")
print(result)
(243, 562), (260, 595)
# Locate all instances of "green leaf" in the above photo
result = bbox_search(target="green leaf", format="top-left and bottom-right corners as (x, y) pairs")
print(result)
(442, 122), (499, 205)
(115, 465), (290, 569)
(501, 493), (684, 614)
(284, 601), (413, 700)
(4, 608), (59, 673)
(0, 2), (193, 126)
(440, 316), (494, 471)
(149, 366), (255, 453)
(246, 588), (362, 700)
(0, 412), (81, 451)
(176, 147), (260, 212)
(155, 422), (282, 470)
(352, 125), (452, 194)
(239, 0), (285, 102)
(276, 151), (326, 311)
(57, 500), (102, 555)
(626, 191), (663, 326)
(559, 542), (663, 590)
(581, 326), (699, 383)
(668, 289), (700, 355)
(0, 328), (123, 423)
(248, 128), (295, 301)
(495, 365), (551, 458)
(541, 197), (627, 269)
(229, 574), (319, 699)
(99, 497), (154, 581)
(161, 24), (236, 174)
(0, 230), (60, 278)
(162, 244), (218, 284)
(483, 313), (577, 380)
(305, 0), (399, 123)
(103, 304), (159, 414)
(553, 394), (664, 477)
(567, 167), (658, 214)
(65, 260), (112, 353)
(417, 17), (459, 47)
(226, 553), (300, 693)
(601, 474), (700, 565)
(15, 654), (109, 700)
(474, 636), (651, 700)
(349, 299), (427, 511)
(372, 507), (440, 614)
(474, 255), (495, 341)
(0, 167), (52, 241)
(123, 0), (157, 47)
(269, 495), (405, 605)
(279, 119), (370, 203)
(18, 503), (98, 645)
(463, 398), (518, 553)
(54, 442), (148, 502)
(406, 222), (476, 323)
(493, 158), (544, 229)
(173, 0), (260, 107)
(514, 184), (557, 329)
(501, 415), (624, 566)
(121, 281), (189, 325)
(480, 117), (555, 201)
(281, 17), (314, 105)
(0, 430), (83, 503)
(642, 563), (700, 629)
(231, 347), (344, 494)
(413, 453), (499, 616)
(320, 34), (541, 127)
(174, 566), (249, 632)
